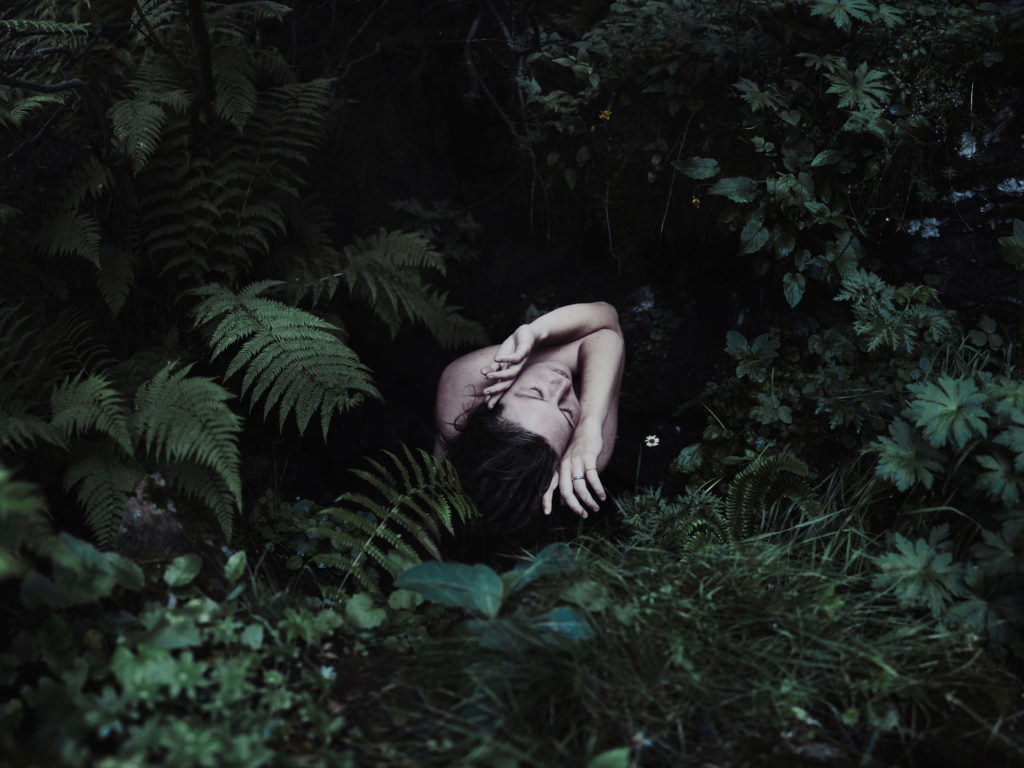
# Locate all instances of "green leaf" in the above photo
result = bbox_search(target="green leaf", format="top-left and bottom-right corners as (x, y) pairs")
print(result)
(740, 214), (770, 255)
(905, 376), (988, 449)
(164, 554), (203, 587)
(395, 561), (504, 619)
(672, 156), (720, 180)
(872, 529), (967, 619)
(810, 149), (845, 167)
(782, 272), (806, 307)
(587, 747), (631, 768)
(224, 550), (247, 582)
(873, 418), (944, 491)
(240, 623), (264, 649)
(508, 542), (584, 594)
(561, 580), (611, 612)
(345, 591), (387, 630)
(708, 176), (760, 203)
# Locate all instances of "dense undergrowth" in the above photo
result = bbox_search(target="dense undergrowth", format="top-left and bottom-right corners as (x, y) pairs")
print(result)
(3, 0), (1024, 765)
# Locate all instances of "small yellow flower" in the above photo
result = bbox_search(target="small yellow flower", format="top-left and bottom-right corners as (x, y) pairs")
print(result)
(598, 109), (612, 121)
(691, 196), (701, 209)
(644, 435), (660, 448)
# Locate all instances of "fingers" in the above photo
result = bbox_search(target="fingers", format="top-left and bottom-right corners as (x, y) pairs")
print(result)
(541, 471), (558, 516)
(558, 459), (603, 518)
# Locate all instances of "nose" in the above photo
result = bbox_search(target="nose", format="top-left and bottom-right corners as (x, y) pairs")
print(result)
(547, 375), (572, 401)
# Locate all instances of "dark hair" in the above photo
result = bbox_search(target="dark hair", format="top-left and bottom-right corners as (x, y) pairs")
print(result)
(443, 403), (558, 534)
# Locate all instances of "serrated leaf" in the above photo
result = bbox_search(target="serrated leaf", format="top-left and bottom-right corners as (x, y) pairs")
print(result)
(905, 376), (988, 449)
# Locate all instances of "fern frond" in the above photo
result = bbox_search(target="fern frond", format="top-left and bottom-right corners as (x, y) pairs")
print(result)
(0, 406), (63, 452)
(342, 229), (487, 349)
(160, 460), (238, 541)
(311, 446), (476, 595)
(725, 450), (822, 540)
(33, 209), (101, 266)
(64, 443), (144, 547)
(0, 463), (53, 579)
(50, 374), (133, 454)
(190, 281), (380, 437)
(132, 364), (243, 512)
(212, 43), (257, 131)
(108, 97), (168, 174)
(96, 244), (137, 317)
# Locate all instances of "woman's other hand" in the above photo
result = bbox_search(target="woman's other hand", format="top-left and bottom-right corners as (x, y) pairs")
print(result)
(480, 324), (537, 408)
(555, 418), (606, 517)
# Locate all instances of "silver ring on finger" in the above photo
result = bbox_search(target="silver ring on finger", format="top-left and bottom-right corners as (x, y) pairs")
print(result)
(584, 467), (598, 473)
(572, 475), (585, 481)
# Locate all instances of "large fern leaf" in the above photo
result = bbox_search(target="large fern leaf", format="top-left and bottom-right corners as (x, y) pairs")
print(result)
(190, 281), (380, 437)
(132, 364), (243, 512)
(50, 373), (133, 454)
(310, 446), (477, 595)
(63, 443), (145, 547)
(725, 450), (822, 540)
(0, 462), (53, 579)
(341, 229), (487, 349)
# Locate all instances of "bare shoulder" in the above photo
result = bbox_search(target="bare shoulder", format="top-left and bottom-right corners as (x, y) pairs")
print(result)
(434, 345), (501, 448)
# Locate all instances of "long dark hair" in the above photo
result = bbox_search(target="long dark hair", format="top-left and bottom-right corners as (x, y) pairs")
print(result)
(443, 403), (558, 534)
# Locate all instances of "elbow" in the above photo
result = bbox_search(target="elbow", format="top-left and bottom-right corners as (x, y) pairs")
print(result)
(593, 301), (621, 332)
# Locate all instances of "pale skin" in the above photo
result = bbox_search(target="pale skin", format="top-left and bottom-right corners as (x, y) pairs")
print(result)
(434, 302), (625, 518)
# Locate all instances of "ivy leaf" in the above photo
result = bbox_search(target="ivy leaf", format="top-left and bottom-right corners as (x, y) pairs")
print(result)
(345, 591), (387, 630)
(873, 418), (944, 491)
(873, 529), (967, 619)
(672, 156), (719, 180)
(904, 376), (988, 449)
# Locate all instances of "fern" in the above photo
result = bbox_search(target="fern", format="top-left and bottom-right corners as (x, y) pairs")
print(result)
(340, 229), (487, 349)
(0, 463), (53, 579)
(95, 244), (137, 317)
(724, 450), (822, 541)
(63, 443), (144, 547)
(33, 209), (101, 266)
(50, 374), (133, 454)
(108, 97), (168, 174)
(133, 364), (243, 513)
(310, 446), (477, 595)
(191, 281), (380, 438)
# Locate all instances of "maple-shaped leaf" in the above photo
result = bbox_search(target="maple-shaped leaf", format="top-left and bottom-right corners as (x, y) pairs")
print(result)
(904, 376), (988, 449)
(733, 78), (781, 112)
(826, 62), (889, 110)
(873, 418), (944, 490)
(872, 527), (967, 619)
(810, 0), (876, 29)
(995, 425), (1024, 471)
(976, 452), (1022, 505)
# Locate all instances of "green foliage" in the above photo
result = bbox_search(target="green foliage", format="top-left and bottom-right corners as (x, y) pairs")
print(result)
(724, 450), (822, 540)
(191, 281), (380, 438)
(0, 463), (52, 579)
(309, 446), (477, 595)
(873, 525), (970, 620)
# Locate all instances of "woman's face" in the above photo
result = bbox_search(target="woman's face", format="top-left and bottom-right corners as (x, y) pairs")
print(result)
(497, 361), (579, 454)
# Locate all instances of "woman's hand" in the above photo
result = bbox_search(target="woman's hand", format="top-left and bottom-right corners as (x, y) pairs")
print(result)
(553, 418), (606, 518)
(480, 324), (537, 408)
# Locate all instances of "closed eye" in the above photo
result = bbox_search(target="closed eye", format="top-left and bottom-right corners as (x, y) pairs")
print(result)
(529, 387), (574, 426)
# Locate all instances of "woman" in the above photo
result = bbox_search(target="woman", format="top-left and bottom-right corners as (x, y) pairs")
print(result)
(434, 302), (624, 533)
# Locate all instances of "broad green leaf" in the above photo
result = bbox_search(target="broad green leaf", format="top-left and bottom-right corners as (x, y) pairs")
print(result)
(739, 214), (769, 254)
(509, 542), (583, 594)
(395, 561), (504, 619)
(672, 156), (719, 179)
(782, 272), (806, 307)
(873, 418), (943, 491)
(561, 580), (611, 612)
(164, 554), (203, 587)
(224, 550), (247, 582)
(532, 605), (594, 639)
(241, 624), (264, 649)
(708, 176), (759, 203)
(810, 149), (845, 167)
(345, 591), (387, 630)
(587, 747), (631, 768)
